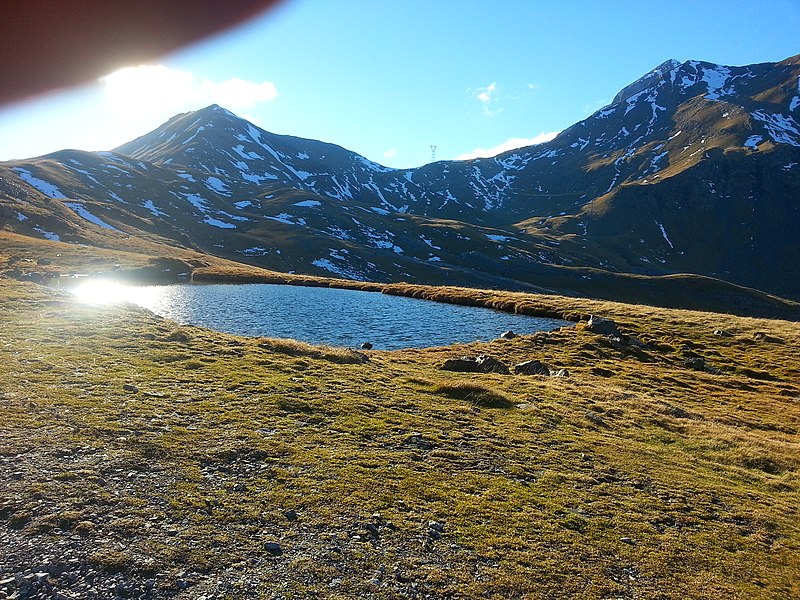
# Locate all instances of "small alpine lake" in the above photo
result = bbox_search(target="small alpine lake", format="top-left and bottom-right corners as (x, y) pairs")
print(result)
(72, 281), (570, 350)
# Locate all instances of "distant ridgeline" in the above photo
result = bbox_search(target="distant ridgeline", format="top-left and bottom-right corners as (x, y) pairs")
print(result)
(1, 54), (799, 311)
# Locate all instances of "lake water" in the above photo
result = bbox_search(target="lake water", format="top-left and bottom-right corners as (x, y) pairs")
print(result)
(73, 281), (569, 350)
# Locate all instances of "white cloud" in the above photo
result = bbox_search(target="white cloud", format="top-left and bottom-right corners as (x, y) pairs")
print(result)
(199, 78), (277, 109)
(472, 81), (501, 115)
(475, 82), (496, 104)
(100, 65), (278, 113)
(383, 149), (396, 158)
(455, 132), (560, 160)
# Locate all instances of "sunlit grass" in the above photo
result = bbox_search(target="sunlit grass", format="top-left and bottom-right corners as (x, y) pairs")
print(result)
(0, 276), (798, 598)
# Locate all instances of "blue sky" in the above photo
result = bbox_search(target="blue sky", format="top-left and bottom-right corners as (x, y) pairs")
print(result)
(0, 0), (798, 167)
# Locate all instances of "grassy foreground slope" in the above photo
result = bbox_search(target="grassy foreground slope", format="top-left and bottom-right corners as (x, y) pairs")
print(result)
(0, 275), (798, 599)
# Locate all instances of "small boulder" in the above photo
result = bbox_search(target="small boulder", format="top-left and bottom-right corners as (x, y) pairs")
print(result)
(441, 355), (510, 374)
(122, 384), (139, 393)
(264, 541), (283, 556)
(500, 330), (517, 340)
(360, 342), (373, 350)
(591, 367), (615, 377)
(586, 315), (621, 337)
(283, 509), (299, 522)
(714, 329), (732, 338)
(685, 357), (706, 371)
(514, 360), (550, 376)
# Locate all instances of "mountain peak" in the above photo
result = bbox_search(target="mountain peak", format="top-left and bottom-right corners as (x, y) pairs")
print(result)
(611, 58), (682, 105)
(193, 103), (238, 121)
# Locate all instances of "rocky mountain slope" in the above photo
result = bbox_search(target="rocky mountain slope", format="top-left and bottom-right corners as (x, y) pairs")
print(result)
(1, 54), (798, 306)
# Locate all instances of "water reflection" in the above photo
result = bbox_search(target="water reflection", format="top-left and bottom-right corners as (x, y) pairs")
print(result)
(71, 280), (162, 307)
(72, 281), (569, 350)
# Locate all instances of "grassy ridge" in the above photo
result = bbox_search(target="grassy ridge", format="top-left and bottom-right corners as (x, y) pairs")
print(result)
(1, 275), (798, 598)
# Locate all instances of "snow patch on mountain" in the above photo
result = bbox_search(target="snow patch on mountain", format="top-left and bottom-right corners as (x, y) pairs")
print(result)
(206, 176), (230, 195)
(34, 227), (60, 241)
(789, 76), (800, 111)
(751, 110), (800, 146)
(293, 199), (321, 208)
(203, 216), (236, 229)
(65, 202), (122, 232)
(485, 234), (511, 243)
(595, 107), (616, 119)
(267, 213), (306, 226)
(142, 200), (167, 216)
(744, 135), (763, 149)
(178, 192), (209, 212)
(311, 258), (367, 281)
(357, 155), (393, 173)
(13, 168), (66, 198)
(701, 65), (732, 100)
(656, 221), (674, 249)
(242, 246), (269, 256)
(67, 165), (102, 186)
(649, 151), (669, 172)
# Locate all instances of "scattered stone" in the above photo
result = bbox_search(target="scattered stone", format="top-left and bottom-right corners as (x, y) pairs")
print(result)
(591, 367), (615, 377)
(620, 537), (636, 545)
(663, 404), (693, 419)
(500, 330), (517, 340)
(360, 342), (373, 350)
(122, 384), (139, 393)
(350, 350), (371, 364)
(714, 329), (732, 337)
(428, 521), (445, 532)
(626, 336), (646, 347)
(283, 510), (299, 522)
(550, 368), (570, 378)
(685, 357), (706, 371)
(403, 433), (434, 451)
(441, 355), (510, 374)
(586, 315), (621, 337)
(752, 331), (782, 343)
(264, 542), (283, 556)
(514, 360), (550, 376)
(363, 523), (380, 539)
(585, 411), (606, 426)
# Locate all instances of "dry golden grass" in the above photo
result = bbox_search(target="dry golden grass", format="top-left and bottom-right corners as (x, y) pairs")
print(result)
(256, 337), (369, 364)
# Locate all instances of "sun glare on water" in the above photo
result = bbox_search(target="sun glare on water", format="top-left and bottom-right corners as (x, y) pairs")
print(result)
(71, 280), (158, 309)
